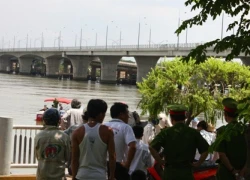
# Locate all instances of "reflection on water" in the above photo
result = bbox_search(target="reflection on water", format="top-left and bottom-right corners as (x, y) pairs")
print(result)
(0, 74), (141, 125)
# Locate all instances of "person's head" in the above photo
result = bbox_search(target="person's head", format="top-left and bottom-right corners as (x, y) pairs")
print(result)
(44, 105), (47, 108)
(131, 170), (146, 180)
(148, 115), (161, 126)
(168, 104), (187, 125)
(222, 98), (238, 123)
(59, 103), (62, 107)
(197, 120), (208, 131)
(71, 99), (81, 109)
(43, 108), (60, 126)
(110, 102), (129, 123)
(133, 125), (144, 139)
(207, 123), (215, 133)
(87, 99), (108, 123)
(82, 110), (89, 124)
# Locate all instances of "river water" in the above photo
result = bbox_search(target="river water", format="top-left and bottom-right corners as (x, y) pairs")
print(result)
(0, 73), (141, 125)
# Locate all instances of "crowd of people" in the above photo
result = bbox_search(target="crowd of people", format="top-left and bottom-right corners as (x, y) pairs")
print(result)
(34, 97), (248, 180)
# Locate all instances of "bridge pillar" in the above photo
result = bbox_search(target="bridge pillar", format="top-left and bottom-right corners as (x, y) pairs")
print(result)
(0, 57), (11, 73)
(19, 57), (35, 75)
(241, 57), (250, 66)
(45, 58), (61, 78)
(135, 56), (160, 82)
(99, 56), (121, 84)
(91, 66), (97, 81)
(68, 56), (92, 81)
(117, 70), (121, 79)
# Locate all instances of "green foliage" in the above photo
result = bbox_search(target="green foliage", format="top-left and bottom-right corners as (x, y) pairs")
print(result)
(138, 58), (250, 125)
(176, 0), (250, 63)
(209, 121), (247, 153)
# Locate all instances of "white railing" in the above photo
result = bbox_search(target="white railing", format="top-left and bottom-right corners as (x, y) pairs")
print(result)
(11, 125), (43, 168)
(0, 43), (208, 52)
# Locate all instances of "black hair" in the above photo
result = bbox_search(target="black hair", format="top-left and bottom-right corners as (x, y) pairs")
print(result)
(132, 125), (144, 138)
(224, 110), (238, 118)
(82, 111), (89, 122)
(197, 120), (208, 131)
(131, 170), (146, 180)
(87, 99), (108, 118)
(43, 108), (60, 126)
(170, 114), (186, 121)
(110, 102), (128, 118)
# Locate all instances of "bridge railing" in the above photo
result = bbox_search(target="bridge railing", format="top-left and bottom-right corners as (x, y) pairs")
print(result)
(11, 125), (43, 168)
(0, 43), (213, 52)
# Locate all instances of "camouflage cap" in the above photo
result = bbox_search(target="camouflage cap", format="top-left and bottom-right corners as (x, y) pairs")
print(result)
(167, 104), (188, 115)
(222, 97), (237, 113)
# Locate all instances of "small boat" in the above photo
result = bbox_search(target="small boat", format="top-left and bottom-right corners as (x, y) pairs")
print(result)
(36, 98), (72, 121)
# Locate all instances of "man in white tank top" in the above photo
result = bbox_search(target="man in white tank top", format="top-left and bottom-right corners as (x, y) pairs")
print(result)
(104, 102), (137, 180)
(71, 99), (116, 180)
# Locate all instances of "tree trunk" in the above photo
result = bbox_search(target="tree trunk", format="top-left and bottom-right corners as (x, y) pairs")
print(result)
(186, 113), (194, 126)
(245, 124), (250, 179)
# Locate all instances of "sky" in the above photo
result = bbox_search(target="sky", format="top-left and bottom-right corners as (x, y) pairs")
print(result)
(0, 0), (238, 49)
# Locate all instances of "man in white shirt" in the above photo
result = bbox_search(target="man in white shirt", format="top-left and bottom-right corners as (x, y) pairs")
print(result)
(129, 125), (153, 176)
(195, 120), (216, 165)
(61, 99), (83, 129)
(104, 102), (137, 180)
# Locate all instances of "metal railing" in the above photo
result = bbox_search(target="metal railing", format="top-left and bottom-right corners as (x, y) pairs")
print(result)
(11, 125), (43, 168)
(0, 43), (210, 52)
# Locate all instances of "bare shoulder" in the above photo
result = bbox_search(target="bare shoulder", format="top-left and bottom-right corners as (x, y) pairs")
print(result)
(100, 124), (112, 131)
(100, 124), (114, 135)
(72, 125), (85, 139)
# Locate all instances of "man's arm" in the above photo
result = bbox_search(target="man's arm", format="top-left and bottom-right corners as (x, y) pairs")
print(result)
(149, 146), (165, 166)
(123, 141), (136, 169)
(193, 151), (208, 167)
(107, 128), (116, 180)
(195, 131), (209, 167)
(71, 129), (80, 179)
(218, 152), (239, 175)
(34, 136), (39, 159)
(123, 125), (137, 169)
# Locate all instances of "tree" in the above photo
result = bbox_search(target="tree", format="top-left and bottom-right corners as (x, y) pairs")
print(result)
(137, 58), (250, 125)
(176, 0), (250, 63)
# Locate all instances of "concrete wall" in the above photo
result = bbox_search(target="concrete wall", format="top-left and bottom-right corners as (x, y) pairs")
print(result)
(19, 57), (34, 75)
(241, 57), (250, 66)
(0, 57), (11, 72)
(99, 56), (121, 84)
(68, 56), (92, 81)
(45, 58), (61, 78)
(135, 56), (159, 82)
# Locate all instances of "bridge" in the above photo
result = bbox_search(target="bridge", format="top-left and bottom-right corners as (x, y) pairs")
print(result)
(0, 43), (249, 83)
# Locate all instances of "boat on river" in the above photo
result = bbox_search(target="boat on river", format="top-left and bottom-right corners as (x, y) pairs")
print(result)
(36, 98), (72, 121)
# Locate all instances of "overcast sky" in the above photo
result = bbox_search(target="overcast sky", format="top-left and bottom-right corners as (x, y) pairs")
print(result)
(0, 0), (238, 48)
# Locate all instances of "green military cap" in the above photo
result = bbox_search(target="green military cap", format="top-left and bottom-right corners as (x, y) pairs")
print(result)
(167, 104), (188, 115)
(222, 97), (237, 113)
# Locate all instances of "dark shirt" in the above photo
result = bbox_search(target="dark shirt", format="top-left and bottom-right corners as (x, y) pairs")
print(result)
(150, 123), (209, 180)
(216, 122), (247, 180)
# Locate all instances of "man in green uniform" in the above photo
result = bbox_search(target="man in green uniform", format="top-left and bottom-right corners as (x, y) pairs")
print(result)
(216, 98), (247, 180)
(149, 105), (209, 180)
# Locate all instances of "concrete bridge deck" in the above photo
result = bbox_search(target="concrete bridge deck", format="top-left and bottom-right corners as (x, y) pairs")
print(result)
(0, 43), (249, 84)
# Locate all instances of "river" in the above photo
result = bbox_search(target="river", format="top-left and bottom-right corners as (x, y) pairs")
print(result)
(0, 73), (141, 125)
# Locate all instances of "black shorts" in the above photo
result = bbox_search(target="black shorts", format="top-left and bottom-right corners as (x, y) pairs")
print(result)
(107, 161), (130, 180)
